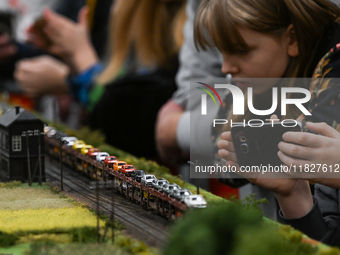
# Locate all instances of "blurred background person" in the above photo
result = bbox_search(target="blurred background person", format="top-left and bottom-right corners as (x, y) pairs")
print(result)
(13, 0), (112, 127)
(16, 0), (186, 161)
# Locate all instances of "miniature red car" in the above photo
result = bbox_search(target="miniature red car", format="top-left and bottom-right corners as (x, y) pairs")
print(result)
(104, 156), (118, 168)
(120, 164), (136, 176)
(86, 148), (100, 159)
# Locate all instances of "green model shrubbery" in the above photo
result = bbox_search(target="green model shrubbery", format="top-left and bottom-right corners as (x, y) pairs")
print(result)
(163, 202), (338, 255)
(0, 231), (19, 247)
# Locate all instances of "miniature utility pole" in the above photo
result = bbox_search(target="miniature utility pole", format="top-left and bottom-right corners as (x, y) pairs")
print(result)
(25, 131), (32, 186)
(59, 139), (63, 191)
(101, 175), (115, 244)
(188, 161), (199, 195)
(96, 168), (100, 243)
(37, 130), (42, 186)
(111, 178), (115, 244)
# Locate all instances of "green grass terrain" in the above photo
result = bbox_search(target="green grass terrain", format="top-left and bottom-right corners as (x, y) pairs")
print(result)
(0, 182), (159, 255)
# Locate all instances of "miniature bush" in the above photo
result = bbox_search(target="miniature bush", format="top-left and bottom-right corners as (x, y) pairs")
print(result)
(0, 231), (19, 247)
(0, 181), (22, 188)
(164, 203), (262, 255)
(70, 227), (98, 243)
(114, 235), (148, 254)
(24, 242), (58, 255)
(163, 203), (324, 255)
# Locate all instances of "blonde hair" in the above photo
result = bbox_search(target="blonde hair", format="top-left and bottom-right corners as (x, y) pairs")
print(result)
(97, 0), (186, 85)
(194, 0), (340, 128)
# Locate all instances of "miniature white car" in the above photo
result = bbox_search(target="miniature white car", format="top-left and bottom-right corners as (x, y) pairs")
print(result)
(141, 174), (156, 186)
(95, 152), (110, 164)
(161, 183), (181, 195)
(183, 195), (207, 208)
(170, 188), (192, 201)
(45, 127), (57, 137)
(61, 136), (78, 147)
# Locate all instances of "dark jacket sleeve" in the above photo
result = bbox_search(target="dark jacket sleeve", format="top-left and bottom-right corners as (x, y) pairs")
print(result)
(280, 184), (340, 247)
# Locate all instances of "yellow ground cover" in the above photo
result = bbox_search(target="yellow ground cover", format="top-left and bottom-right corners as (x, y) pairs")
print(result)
(0, 185), (104, 233)
(0, 207), (104, 233)
(0, 187), (72, 210)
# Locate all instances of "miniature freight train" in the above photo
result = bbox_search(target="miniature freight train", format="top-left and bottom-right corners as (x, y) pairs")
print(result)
(44, 127), (207, 220)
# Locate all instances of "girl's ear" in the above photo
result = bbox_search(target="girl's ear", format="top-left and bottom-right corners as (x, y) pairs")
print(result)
(284, 24), (298, 57)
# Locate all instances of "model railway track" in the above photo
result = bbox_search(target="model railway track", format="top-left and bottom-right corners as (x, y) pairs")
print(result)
(43, 132), (206, 246)
(45, 158), (169, 244)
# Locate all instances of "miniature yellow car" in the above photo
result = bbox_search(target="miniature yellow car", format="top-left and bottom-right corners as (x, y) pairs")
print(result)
(72, 140), (86, 151)
(80, 145), (94, 154)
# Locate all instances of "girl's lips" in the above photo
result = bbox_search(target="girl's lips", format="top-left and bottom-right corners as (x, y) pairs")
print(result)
(236, 81), (252, 89)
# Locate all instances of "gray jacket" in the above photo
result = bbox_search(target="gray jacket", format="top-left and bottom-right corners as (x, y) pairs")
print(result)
(281, 184), (340, 247)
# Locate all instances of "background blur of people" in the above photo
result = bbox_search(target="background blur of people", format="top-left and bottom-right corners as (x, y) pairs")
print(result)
(16, 0), (186, 161)
(9, 0), (112, 128)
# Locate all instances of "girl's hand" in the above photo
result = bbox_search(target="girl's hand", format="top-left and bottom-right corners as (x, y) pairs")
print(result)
(217, 131), (239, 168)
(217, 129), (313, 218)
(278, 122), (340, 188)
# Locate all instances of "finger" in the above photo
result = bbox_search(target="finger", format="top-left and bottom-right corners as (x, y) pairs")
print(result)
(278, 141), (312, 160)
(220, 131), (233, 141)
(218, 149), (238, 163)
(13, 68), (24, 81)
(15, 60), (37, 73)
(277, 150), (310, 167)
(226, 160), (240, 171)
(270, 114), (280, 122)
(306, 122), (340, 139)
(282, 131), (321, 148)
(217, 139), (235, 153)
(43, 25), (59, 42)
(78, 6), (89, 28)
(44, 8), (69, 29)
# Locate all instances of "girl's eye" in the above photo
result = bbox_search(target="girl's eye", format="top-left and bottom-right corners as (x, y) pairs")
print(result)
(236, 49), (248, 55)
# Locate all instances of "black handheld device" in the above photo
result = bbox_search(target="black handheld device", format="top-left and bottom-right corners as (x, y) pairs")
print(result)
(231, 122), (301, 167)
(0, 11), (13, 36)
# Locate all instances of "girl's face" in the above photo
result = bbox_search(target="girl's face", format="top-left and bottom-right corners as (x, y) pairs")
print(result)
(221, 26), (298, 94)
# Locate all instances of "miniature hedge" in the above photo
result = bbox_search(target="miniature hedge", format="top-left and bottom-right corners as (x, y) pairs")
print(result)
(0, 231), (19, 247)
(163, 202), (340, 255)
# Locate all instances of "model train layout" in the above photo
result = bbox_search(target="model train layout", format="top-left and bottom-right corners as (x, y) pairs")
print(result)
(44, 126), (207, 221)
(0, 105), (206, 220)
